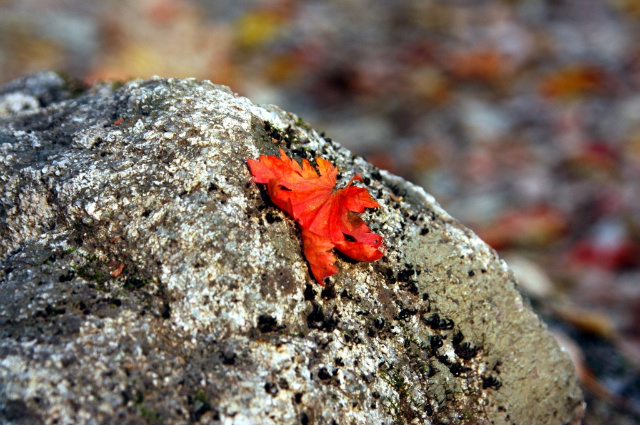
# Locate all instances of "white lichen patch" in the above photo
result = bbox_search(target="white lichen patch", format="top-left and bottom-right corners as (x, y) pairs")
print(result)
(0, 92), (40, 116)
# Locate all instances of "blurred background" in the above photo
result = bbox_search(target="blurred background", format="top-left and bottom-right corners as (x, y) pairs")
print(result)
(1, 0), (639, 422)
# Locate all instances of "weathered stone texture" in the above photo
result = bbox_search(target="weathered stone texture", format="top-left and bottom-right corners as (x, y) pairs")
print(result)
(0, 72), (584, 424)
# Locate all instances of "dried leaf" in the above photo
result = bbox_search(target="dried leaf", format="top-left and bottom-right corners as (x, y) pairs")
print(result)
(247, 149), (384, 284)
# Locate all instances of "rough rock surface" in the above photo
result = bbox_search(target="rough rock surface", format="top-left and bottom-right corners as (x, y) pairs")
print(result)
(0, 72), (584, 425)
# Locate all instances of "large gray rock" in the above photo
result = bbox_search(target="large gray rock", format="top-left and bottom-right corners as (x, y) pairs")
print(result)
(0, 72), (584, 425)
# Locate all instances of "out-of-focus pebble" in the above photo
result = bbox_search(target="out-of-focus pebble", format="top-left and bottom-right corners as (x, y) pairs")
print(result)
(503, 254), (556, 299)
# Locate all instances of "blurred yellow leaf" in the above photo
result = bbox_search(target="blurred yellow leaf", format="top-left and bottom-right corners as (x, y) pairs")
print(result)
(234, 10), (286, 49)
(539, 65), (606, 99)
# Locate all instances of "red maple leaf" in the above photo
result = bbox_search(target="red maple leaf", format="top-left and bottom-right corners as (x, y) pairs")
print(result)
(247, 149), (384, 285)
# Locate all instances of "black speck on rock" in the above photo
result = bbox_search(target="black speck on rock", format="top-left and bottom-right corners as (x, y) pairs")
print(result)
(483, 376), (502, 390)
(257, 314), (279, 333)
(396, 308), (418, 321)
(307, 304), (324, 327)
(264, 382), (279, 395)
(425, 402), (434, 416)
(321, 285), (336, 300)
(306, 304), (338, 332)
(45, 304), (66, 317)
(453, 331), (479, 360)
(396, 267), (414, 282)
(401, 281), (419, 295)
(300, 412), (309, 425)
(384, 267), (396, 283)
(321, 315), (338, 332)
(304, 284), (316, 301)
(318, 367), (332, 380)
(430, 335), (443, 351)
(423, 313), (454, 330)
(265, 211), (282, 224)
(373, 317), (385, 330)
(449, 363), (468, 377)
(161, 302), (171, 319)
(58, 270), (75, 282)
(221, 351), (236, 365)
(452, 330), (464, 345)
(123, 277), (147, 290)
(278, 378), (289, 390)
(1, 399), (40, 423)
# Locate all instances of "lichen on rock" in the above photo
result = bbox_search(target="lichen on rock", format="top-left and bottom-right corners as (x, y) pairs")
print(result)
(0, 72), (584, 424)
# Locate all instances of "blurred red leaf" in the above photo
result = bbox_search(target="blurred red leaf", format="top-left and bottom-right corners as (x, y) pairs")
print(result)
(476, 205), (568, 250)
(447, 49), (511, 83)
(566, 239), (640, 271)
